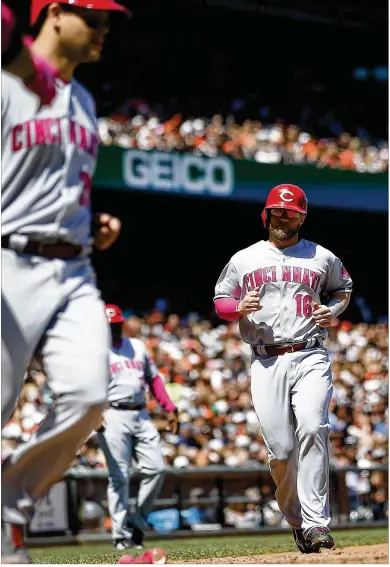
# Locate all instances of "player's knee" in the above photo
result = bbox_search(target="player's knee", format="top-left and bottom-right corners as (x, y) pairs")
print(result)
(53, 397), (106, 438)
(72, 368), (109, 407)
(110, 470), (128, 488)
(153, 466), (165, 478)
(56, 347), (109, 408)
(297, 416), (322, 440)
(144, 463), (165, 478)
(269, 440), (295, 461)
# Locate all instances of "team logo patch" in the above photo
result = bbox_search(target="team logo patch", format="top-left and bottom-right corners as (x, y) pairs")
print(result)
(279, 188), (294, 202)
(341, 265), (350, 279)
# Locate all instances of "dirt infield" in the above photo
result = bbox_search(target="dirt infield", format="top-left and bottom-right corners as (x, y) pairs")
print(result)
(181, 543), (388, 564)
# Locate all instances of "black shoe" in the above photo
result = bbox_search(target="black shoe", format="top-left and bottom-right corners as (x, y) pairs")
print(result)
(306, 527), (335, 552)
(130, 527), (144, 550)
(292, 528), (315, 554)
(113, 539), (131, 551)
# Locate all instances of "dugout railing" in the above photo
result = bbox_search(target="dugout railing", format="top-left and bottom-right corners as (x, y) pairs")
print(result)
(25, 464), (388, 545)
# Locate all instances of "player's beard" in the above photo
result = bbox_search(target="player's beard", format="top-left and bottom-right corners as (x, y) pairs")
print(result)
(269, 225), (300, 241)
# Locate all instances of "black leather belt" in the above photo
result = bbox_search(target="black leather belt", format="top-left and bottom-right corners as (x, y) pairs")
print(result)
(110, 402), (146, 411)
(253, 340), (319, 357)
(2, 235), (82, 260)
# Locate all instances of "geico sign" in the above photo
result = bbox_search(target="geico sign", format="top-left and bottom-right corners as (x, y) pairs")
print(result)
(123, 150), (234, 196)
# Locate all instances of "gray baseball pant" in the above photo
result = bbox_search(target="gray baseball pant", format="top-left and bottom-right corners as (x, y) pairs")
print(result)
(250, 346), (333, 536)
(98, 407), (165, 540)
(1, 249), (110, 524)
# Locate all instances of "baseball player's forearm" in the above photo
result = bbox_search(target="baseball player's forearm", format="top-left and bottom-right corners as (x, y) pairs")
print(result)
(327, 292), (351, 319)
(148, 375), (177, 412)
(214, 297), (242, 321)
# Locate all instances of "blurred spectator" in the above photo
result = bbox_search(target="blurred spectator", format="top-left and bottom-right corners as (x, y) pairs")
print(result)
(3, 314), (387, 525)
(98, 105), (388, 173)
(6, 317), (387, 466)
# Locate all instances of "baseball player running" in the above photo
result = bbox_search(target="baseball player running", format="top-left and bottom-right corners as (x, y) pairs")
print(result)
(214, 184), (352, 553)
(1, 1), (129, 563)
(98, 305), (178, 551)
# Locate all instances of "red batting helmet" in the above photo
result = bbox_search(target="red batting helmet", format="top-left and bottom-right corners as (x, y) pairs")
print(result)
(105, 304), (125, 324)
(261, 184), (308, 228)
(31, 0), (131, 26)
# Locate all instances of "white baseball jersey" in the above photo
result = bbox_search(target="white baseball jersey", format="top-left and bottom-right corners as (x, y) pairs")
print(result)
(1, 70), (99, 252)
(214, 239), (353, 345)
(108, 338), (159, 405)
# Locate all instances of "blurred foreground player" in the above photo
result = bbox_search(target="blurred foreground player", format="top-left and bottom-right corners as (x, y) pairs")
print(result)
(1, 1), (130, 562)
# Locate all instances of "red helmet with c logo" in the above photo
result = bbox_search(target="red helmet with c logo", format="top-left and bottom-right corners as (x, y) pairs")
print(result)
(105, 304), (124, 324)
(261, 184), (308, 227)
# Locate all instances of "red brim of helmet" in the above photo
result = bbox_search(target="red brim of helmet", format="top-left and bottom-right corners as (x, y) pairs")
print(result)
(31, 0), (131, 26)
(97, 1), (131, 16)
(109, 316), (125, 323)
(266, 203), (307, 215)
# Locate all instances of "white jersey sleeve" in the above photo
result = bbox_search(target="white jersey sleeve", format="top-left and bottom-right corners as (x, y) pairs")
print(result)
(144, 352), (159, 380)
(214, 260), (242, 300)
(324, 255), (353, 296)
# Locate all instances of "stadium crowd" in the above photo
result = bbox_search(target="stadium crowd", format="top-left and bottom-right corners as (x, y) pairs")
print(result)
(97, 104), (389, 174)
(2, 311), (388, 525)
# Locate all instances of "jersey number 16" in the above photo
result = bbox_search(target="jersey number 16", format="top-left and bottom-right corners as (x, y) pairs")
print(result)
(295, 294), (313, 318)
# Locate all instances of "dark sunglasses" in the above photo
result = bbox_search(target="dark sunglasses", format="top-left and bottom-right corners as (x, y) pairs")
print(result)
(270, 208), (302, 219)
(60, 5), (110, 29)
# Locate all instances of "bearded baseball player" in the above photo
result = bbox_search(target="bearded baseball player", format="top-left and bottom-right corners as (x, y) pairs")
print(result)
(214, 184), (352, 553)
(1, 1), (130, 563)
(98, 305), (178, 551)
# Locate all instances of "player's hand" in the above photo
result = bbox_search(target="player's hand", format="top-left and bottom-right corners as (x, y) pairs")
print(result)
(237, 288), (261, 315)
(166, 409), (179, 435)
(312, 303), (332, 328)
(93, 213), (121, 250)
